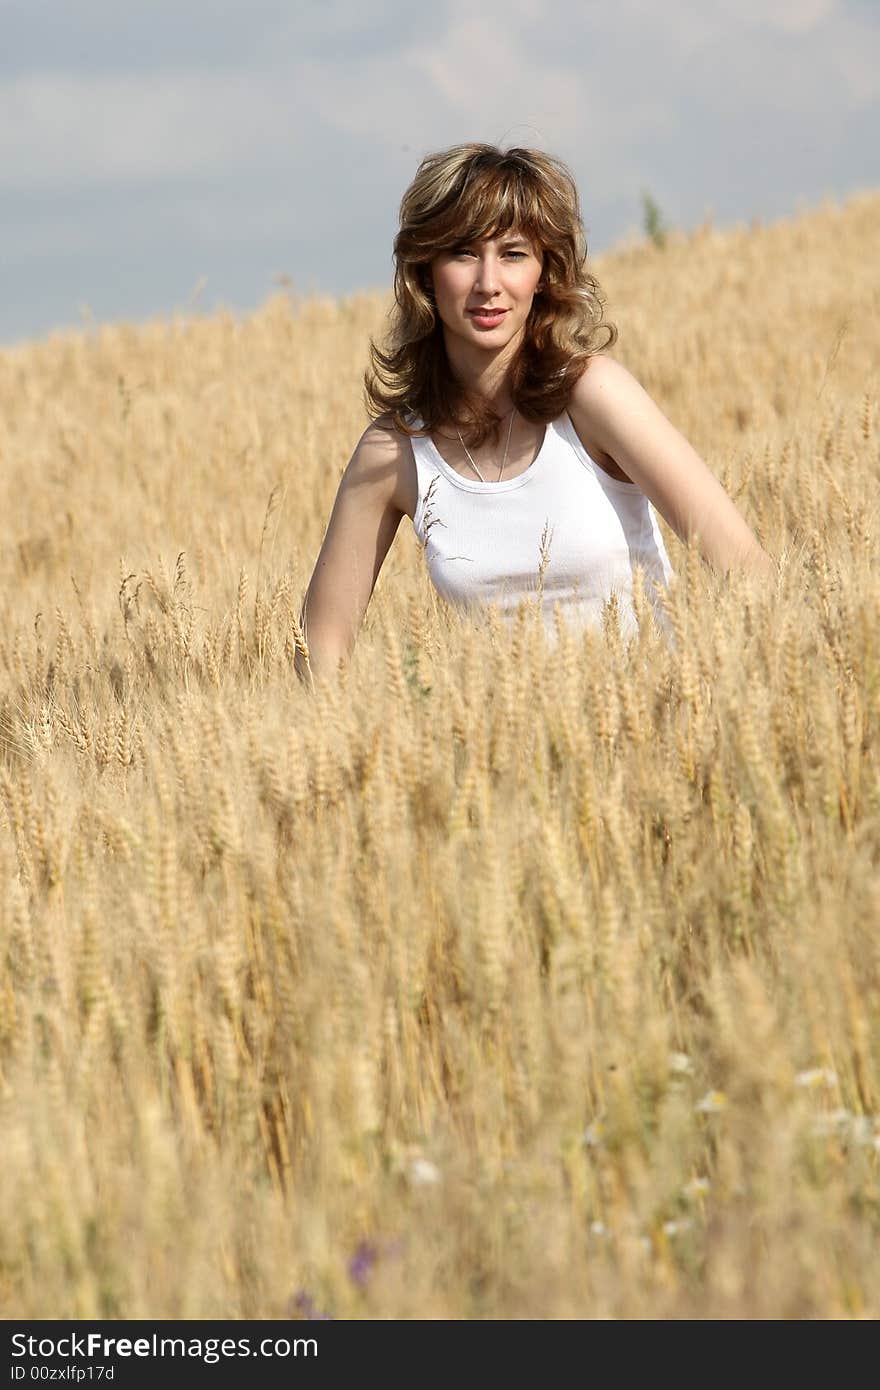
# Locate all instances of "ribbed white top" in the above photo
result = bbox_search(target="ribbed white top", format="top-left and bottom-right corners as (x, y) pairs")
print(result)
(408, 410), (674, 640)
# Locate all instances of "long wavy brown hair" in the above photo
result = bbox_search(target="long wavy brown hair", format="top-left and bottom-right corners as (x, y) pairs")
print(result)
(363, 142), (617, 448)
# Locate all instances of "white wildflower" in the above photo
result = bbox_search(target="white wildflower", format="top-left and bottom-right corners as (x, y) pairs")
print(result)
(668, 1052), (693, 1075)
(663, 1219), (694, 1237)
(682, 1176), (711, 1199)
(695, 1089), (728, 1114)
(849, 1115), (876, 1146)
(408, 1157), (441, 1187)
(795, 1067), (838, 1089)
(810, 1110), (880, 1146)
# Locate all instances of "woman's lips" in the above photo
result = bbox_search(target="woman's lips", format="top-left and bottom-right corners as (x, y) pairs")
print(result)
(468, 309), (508, 328)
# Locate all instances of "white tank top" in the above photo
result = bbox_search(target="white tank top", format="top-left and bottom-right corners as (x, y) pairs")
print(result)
(408, 410), (674, 639)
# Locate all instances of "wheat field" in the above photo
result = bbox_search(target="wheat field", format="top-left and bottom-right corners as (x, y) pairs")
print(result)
(1, 191), (878, 1319)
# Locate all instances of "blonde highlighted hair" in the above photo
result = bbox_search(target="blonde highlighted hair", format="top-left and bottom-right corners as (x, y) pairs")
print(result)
(363, 142), (617, 448)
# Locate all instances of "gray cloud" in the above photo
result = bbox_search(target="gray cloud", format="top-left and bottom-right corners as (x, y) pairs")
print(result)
(0, 68), (313, 190)
(1, 0), (877, 345)
(0, 0), (440, 77)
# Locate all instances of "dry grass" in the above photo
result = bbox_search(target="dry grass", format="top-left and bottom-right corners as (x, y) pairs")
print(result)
(1, 191), (879, 1319)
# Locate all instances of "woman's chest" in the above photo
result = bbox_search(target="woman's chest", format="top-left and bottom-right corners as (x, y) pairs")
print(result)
(397, 416), (627, 522)
(416, 471), (642, 587)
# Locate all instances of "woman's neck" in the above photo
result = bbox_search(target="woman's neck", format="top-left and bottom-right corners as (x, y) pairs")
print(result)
(441, 325), (518, 415)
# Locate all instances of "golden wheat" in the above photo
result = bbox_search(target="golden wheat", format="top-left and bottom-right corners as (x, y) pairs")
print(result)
(0, 192), (878, 1317)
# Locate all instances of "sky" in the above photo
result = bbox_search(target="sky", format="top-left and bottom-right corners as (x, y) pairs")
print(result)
(1, 0), (878, 347)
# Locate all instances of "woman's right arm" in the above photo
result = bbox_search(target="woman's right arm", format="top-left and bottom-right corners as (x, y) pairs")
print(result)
(294, 420), (407, 688)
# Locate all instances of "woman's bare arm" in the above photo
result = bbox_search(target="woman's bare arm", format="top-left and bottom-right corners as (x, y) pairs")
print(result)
(569, 355), (775, 578)
(294, 421), (406, 687)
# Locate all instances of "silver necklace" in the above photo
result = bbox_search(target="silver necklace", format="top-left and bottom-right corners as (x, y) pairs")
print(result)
(456, 406), (515, 483)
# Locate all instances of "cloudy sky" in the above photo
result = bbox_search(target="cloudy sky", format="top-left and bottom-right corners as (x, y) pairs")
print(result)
(1, 0), (878, 346)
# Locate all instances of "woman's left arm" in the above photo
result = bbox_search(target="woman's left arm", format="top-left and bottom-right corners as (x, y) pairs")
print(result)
(569, 355), (775, 578)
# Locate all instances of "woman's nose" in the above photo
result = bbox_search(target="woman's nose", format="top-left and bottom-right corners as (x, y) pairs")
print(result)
(474, 257), (501, 293)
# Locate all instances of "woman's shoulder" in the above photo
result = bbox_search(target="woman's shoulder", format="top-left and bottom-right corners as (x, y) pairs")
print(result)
(568, 351), (642, 411)
(359, 410), (421, 443)
(565, 355), (642, 485)
(354, 414), (418, 518)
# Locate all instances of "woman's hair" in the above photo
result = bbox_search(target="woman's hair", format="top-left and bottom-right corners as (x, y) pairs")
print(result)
(363, 142), (617, 447)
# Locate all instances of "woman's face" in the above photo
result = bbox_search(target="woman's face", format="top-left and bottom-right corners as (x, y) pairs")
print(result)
(427, 230), (544, 356)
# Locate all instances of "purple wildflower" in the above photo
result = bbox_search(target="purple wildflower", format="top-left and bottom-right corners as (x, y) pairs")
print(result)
(347, 1235), (407, 1290)
(289, 1289), (333, 1321)
(348, 1241), (379, 1288)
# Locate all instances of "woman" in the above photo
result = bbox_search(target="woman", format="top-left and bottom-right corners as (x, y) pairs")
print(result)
(295, 143), (773, 686)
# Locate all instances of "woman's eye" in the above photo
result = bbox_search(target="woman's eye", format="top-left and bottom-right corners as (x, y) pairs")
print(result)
(451, 248), (526, 260)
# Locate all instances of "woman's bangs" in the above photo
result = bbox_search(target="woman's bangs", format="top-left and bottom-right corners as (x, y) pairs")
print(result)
(455, 174), (544, 249)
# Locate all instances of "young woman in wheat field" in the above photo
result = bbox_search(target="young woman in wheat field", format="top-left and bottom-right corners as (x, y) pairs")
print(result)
(295, 142), (774, 685)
